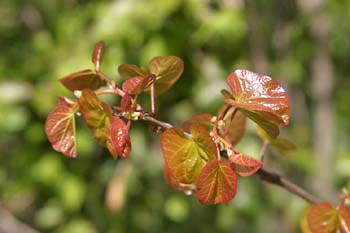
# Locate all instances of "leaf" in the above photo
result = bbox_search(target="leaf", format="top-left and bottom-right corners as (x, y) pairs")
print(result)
(92, 41), (105, 71)
(307, 202), (339, 233)
(118, 64), (150, 80)
(300, 206), (313, 233)
(149, 56), (184, 95)
(219, 110), (246, 145)
(122, 74), (156, 95)
(45, 97), (78, 158)
(59, 69), (107, 91)
(225, 70), (290, 138)
(78, 89), (112, 145)
(229, 152), (262, 176)
(196, 160), (237, 205)
(338, 205), (350, 233)
(182, 114), (213, 132)
(121, 92), (132, 111)
(110, 119), (131, 158)
(160, 124), (216, 184)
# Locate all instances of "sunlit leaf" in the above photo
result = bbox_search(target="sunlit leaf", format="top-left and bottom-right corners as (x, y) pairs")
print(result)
(110, 119), (131, 158)
(229, 152), (262, 176)
(300, 206), (313, 233)
(92, 41), (105, 71)
(78, 89), (112, 145)
(59, 69), (106, 91)
(45, 97), (78, 158)
(307, 202), (338, 233)
(118, 64), (150, 80)
(160, 124), (216, 184)
(338, 205), (350, 233)
(225, 70), (290, 138)
(149, 56), (184, 95)
(122, 74), (155, 95)
(196, 160), (237, 205)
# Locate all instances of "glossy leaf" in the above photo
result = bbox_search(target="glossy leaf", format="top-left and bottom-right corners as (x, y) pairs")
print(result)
(149, 56), (184, 95)
(78, 89), (112, 145)
(45, 97), (78, 158)
(122, 74), (155, 95)
(225, 69), (290, 138)
(92, 41), (105, 71)
(161, 124), (216, 184)
(196, 160), (237, 205)
(229, 152), (262, 176)
(110, 119), (131, 158)
(338, 205), (350, 233)
(307, 202), (338, 233)
(59, 69), (106, 91)
(300, 206), (313, 233)
(118, 64), (149, 80)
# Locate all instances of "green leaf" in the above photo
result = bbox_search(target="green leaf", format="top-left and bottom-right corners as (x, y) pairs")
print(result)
(196, 160), (237, 205)
(59, 69), (107, 91)
(307, 202), (339, 233)
(149, 56), (184, 95)
(160, 124), (216, 184)
(229, 152), (262, 176)
(117, 64), (150, 80)
(300, 206), (313, 233)
(45, 97), (78, 158)
(91, 41), (105, 71)
(225, 70), (290, 138)
(338, 205), (350, 233)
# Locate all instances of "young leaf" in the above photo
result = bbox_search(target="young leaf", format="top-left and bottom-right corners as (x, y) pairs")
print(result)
(59, 69), (106, 91)
(225, 70), (290, 138)
(300, 206), (313, 233)
(92, 41), (105, 71)
(122, 74), (155, 95)
(219, 110), (246, 145)
(338, 205), (350, 233)
(45, 97), (78, 158)
(182, 113), (213, 132)
(229, 152), (262, 176)
(118, 64), (150, 80)
(307, 202), (338, 233)
(149, 56), (184, 95)
(160, 124), (216, 184)
(78, 89), (113, 145)
(121, 92), (132, 112)
(196, 160), (237, 205)
(110, 119), (131, 158)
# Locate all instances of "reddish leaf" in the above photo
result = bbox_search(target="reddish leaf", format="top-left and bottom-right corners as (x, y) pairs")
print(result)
(149, 56), (184, 95)
(219, 110), (246, 145)
(110, 119), (131, 158)
(78, 89), (112, 145)
(122, 74), (155, 95)
(118, 64), (150, 80)
(307, 202), (339, 233)
(225, 70), (290, 138)
(121, 92), (132, 111)
(160, 124), (216, 184)
(45, 97), (78, 158)
(59, 69), (106, 91)
(92, 41), (105, 71)
(338, 205), (350, 233)
(229, 152), (262, 176)
(182, 114), (213, 132)
(196, 160), (237, 205)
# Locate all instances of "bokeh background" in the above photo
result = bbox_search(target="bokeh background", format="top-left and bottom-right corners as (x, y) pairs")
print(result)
(0, 0), (349, 232)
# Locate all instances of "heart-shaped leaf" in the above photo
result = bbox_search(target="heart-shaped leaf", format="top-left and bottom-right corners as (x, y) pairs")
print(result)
(78, 89), (113, 145)
(92, 41), (105, 71)
(59, 69), (107, 91)
(122, 74), (156, 95)
(338, 205), (350, 233)
(229, 152), (262, 176)
(118, 64), (150, 80)
(225, 70), (290, 138)
(45, 97), (78, 158)
(196, 160), (237, 205)
(149, 56), (184, 95)
(160, 124), (216, 184)
(307, 202), (339, 233)
(110, 119), (131, 158)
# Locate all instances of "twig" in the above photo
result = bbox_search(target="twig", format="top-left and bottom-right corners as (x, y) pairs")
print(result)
(140, 114), (320, 204)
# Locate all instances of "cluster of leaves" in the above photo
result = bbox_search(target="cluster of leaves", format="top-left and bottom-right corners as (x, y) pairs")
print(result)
(45, 41), (349, 231)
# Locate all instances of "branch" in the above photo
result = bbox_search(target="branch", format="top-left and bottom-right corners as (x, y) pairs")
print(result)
(139, 113), (320, 204)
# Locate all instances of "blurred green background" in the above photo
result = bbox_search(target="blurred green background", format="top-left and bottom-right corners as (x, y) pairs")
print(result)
(0, 0), (349, 232)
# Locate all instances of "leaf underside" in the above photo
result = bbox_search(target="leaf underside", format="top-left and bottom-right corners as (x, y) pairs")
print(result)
(229, 152), (262, 177)
(59, 69), (106, 91)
